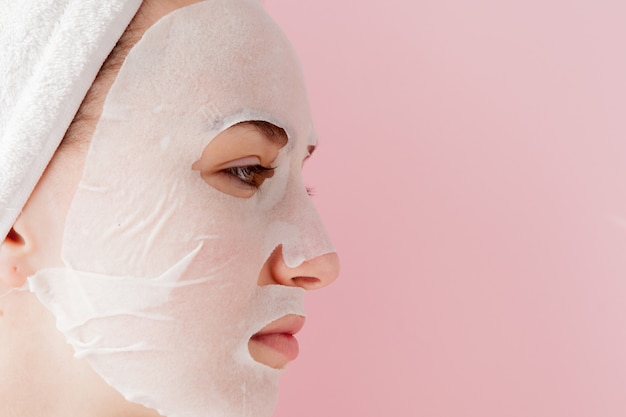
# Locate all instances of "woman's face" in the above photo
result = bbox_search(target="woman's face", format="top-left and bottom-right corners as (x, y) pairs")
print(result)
(0, 1), (339, 416)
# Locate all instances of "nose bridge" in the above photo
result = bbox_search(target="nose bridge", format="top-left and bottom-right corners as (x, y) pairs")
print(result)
(266, 176), (335, 269)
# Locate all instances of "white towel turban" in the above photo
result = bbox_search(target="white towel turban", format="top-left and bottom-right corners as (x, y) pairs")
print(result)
(0, 0), (142, 242)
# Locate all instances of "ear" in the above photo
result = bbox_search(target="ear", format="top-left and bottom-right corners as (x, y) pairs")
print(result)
(0, 217), (36, 288)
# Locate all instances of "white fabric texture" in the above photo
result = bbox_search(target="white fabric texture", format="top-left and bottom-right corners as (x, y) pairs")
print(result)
(0, 0), (142, 242)
(27, 1), (335, 416)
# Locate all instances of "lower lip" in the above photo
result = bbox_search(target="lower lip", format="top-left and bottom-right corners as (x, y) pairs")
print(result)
(250, 333), (300, 362)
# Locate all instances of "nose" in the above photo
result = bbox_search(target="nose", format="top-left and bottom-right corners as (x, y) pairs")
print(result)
(257, 245), (340, 290)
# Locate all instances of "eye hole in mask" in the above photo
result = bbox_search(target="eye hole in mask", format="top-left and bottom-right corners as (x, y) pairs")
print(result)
(193, 120), (318, 198)
(192, 120), (287, 198)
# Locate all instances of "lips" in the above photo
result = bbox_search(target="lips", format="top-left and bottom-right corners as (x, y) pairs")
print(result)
(249, 314), (305, 369)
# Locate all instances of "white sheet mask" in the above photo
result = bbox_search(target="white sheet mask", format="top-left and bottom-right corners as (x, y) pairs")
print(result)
(27, 1), (335, 416)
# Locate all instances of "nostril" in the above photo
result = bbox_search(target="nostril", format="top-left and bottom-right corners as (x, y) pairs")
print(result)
(292, 276), (321, 289)
(6, 228), (24, 245)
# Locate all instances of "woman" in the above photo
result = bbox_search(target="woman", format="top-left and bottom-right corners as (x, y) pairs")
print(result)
(0, 0), (339, 416)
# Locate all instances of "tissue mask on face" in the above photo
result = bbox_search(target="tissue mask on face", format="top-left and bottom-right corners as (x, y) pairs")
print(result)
(27, 1), (335, 416)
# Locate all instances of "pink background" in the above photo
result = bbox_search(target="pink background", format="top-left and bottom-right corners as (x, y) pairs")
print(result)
(265, 1), (626, 416)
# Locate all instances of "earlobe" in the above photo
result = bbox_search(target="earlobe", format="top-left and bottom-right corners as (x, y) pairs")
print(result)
(0, 221), (35, 288)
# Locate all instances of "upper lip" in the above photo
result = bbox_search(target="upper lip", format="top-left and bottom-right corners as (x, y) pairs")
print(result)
(252, 314), (306, 337)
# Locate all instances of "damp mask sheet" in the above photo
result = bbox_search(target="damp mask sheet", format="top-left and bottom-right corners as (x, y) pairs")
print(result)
(27, 1), (335, 416)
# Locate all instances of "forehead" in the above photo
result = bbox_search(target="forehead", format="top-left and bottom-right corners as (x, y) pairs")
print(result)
(109, 0), (316, 148)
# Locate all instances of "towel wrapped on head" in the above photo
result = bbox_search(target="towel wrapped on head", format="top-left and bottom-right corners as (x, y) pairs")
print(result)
(0, 0), (142, 242)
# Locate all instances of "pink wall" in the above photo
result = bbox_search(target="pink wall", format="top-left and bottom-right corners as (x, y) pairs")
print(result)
(266, 1), (626, 416)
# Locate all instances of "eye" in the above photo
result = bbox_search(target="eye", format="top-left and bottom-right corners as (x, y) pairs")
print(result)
(223, 164), (275, 189)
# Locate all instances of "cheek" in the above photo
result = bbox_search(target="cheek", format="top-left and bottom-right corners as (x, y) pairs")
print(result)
(182, 197), (268, 279)
(23, 149), (87, 269)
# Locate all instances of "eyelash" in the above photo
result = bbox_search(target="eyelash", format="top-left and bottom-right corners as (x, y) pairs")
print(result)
(224, 165), (315, 196)
(224, 165), (274, 189)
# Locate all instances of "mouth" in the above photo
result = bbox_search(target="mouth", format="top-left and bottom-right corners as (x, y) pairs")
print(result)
(248, 314), (305, 369)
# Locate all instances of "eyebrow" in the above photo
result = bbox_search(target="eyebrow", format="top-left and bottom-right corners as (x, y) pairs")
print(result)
(243, 120), (288, 148)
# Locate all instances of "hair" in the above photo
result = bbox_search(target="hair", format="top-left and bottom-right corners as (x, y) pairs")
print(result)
(59, 9), (146, 150)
